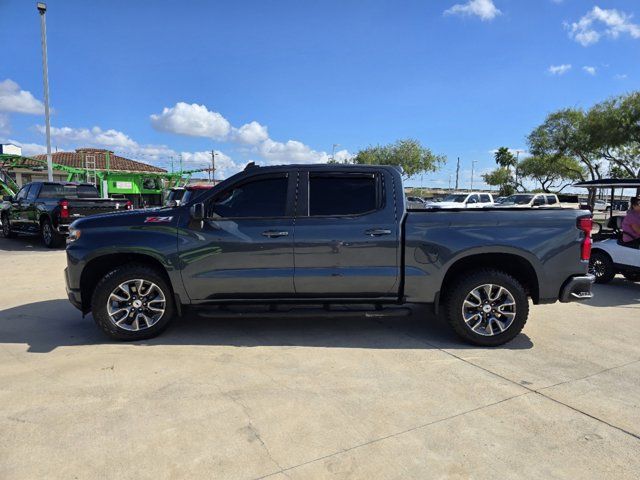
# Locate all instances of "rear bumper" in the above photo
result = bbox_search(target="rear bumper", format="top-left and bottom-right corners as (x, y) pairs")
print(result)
(559, 274), (595, 303)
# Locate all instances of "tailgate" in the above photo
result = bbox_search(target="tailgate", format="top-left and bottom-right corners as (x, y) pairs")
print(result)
(66, 199), (125, 218)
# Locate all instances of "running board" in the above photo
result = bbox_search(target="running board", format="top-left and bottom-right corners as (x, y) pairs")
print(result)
(196, 305), (412, 319)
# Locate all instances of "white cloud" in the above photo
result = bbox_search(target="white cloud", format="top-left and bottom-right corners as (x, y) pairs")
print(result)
(582, 66), (597, 75)
(150, 101), (353, 168)
(444, 0), (501, 21)
(37, 125), (139, 150)
(232, 121), (269, 145)
(150, 102), (231, 140)
(0, 114), (9, 135)
(567, 6), (640, 47)
(0, 79), (44, 115)
(180, 150), (242, 180)
(548, 64), (572, 75)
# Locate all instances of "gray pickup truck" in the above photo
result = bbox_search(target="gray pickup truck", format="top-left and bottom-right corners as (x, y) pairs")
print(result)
(65, 164), (594, 346)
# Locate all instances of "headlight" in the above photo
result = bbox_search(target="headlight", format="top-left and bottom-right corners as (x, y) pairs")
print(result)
(67, 227), (81, 243)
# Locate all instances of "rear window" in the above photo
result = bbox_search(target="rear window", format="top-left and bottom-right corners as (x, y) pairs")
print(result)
(309, 174), (378, 216)
(39, 184), (99, 199)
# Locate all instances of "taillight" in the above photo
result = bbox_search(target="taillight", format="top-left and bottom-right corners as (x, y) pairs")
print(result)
(125, 200), (133, 210)
(577, 216), (592, 261)
(59, 200), (69, 219)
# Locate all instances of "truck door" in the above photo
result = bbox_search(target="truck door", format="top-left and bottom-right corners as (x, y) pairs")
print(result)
(22, 183), (41, 233)
(179, 172), (296, 301)
(293, 170), (400, 297)
(9, 184), (30, 230)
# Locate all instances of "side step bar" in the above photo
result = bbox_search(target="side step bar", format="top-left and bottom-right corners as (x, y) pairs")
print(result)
(196, 305), (412, 319)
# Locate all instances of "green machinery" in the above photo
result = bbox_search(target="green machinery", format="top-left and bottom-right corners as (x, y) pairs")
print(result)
(0, 153), (210, 205)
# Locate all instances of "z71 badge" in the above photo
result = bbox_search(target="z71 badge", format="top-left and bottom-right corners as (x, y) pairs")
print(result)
(144, 216), (173, 223)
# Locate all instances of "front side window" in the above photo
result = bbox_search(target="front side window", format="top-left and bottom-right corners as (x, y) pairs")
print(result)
(16, 185), (30, 200)
(26, 184), (39, 201)
(309, 174), (378, 216)
(209, 175), (288, 218)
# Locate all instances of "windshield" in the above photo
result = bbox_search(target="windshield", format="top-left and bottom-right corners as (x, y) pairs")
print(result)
(504, 194), (534, 204)
(442, 194), (467, 203)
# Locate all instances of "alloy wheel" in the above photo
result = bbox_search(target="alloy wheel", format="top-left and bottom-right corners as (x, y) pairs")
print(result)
(461, 283), (517, 336)
(106, 279), (166, 331)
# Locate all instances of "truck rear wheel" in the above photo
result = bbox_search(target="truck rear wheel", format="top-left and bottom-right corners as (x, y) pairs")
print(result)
(91, 264), (175, 340)
(41, 218), (64, 248)
(444, 270), (529, 347)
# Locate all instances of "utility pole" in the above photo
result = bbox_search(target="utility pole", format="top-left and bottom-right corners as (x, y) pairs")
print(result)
(179, 154), (183, 173)
(210, 150), (217, 182)
(37, 2), (53, 181)
(331, 144), (340, 162)
(471, 160), (478, 191)
(455, 157), (460, 190)
(169, 156), (174, 174)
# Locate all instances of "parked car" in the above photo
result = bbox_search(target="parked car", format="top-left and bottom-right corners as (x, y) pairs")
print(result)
(65, 164), (594, 346)
(164, 184), (214, 207)
(496, 193), (561, 208)
(589, 217), (640, 283)
(427, 192), (494, 209)
(1, 182), (130, 247)
(593, 199), (611, 211)
(406, 196), (427, 209)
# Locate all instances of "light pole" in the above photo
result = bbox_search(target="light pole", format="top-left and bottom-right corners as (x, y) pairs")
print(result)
(37, 2), (53, 181)
(331, 143), (340, 162)
(210, 150), (217, 182)
(470, 160), (478, 191)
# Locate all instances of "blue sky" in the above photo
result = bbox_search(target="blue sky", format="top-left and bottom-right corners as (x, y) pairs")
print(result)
(1, 0), (638, 187)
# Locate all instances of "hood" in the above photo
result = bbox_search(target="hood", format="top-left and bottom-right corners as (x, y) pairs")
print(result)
(70, 207), (182, 229)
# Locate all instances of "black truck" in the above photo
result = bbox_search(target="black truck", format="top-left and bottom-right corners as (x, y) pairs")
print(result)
(65, 164), (594, 346)
(1, 182), (131, 248)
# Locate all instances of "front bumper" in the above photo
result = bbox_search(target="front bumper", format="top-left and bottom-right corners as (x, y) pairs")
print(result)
(64, 266), (83, 311)
(559, 274), (595, 303)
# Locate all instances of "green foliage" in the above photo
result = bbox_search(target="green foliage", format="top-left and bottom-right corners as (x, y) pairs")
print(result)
(494, 147), (517, 169)
(482, 167), (515, 196)
(517, 155), (584, 192)
(351, 139), (446, 179)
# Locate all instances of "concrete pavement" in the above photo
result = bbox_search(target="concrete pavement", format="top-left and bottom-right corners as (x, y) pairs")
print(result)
(0, 236), (639, 479)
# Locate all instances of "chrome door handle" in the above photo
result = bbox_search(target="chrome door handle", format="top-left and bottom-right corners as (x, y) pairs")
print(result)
(364, 229), (392, 237)
(262, 230), (289, 238)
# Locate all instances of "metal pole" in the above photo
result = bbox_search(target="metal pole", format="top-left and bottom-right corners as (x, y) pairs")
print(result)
(471, 160), (477, 191)
(455, 157), (460, 190)
(211, 150), (216, 182)
(37, 3), (53, 182)
(331, 144), (339, 162)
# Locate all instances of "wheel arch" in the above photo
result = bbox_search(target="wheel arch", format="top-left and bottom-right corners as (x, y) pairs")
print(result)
(80, 253), (174, 312)
(440, 252), (540, 305)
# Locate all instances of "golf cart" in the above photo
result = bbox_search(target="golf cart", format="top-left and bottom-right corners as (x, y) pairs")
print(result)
(574, 179), (640, 284)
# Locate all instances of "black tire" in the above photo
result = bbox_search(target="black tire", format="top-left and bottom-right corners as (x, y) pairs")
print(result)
(443, 269), (529, 347)
(1, 213), (16, 238)
(91, 264), (175, 340)
(589, 250), (616, 284)
(41, 218), (65, 248)
(623, 272), (640, 283)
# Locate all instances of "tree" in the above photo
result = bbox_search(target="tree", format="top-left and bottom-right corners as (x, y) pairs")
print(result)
(517, 155), (585, 192)
(351, 139), (446, 179)
(494, 147), (517, 169)
(482, 167), (515, 196)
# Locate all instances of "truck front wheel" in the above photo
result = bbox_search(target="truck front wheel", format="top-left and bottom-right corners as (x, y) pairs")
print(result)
(91, 264), (175, 340)
(444, 270), (529, 347)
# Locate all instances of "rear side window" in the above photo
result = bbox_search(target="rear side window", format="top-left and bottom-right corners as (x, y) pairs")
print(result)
(480, 194), (491, 202)
(210, 175), (288, 218)
(309, 174), (378, 216)
(545, 195), (558, 205)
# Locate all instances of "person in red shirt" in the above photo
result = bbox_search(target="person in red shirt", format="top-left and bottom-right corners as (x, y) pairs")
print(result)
(621, 197), (640, 248)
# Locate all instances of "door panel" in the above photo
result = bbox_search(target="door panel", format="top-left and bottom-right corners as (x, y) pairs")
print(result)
(293, 170), (400, 297)
(179, 173), (296, 301)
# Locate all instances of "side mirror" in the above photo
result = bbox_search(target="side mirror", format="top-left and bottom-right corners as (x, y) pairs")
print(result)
(2, 195), (13, 202)
(190, 202), (205, 221)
